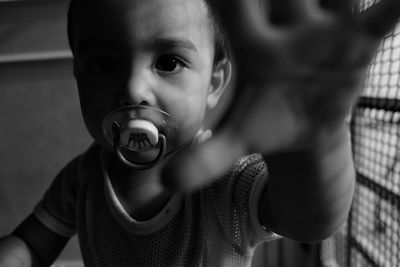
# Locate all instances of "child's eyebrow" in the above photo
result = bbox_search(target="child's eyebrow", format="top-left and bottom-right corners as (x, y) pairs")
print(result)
(148, 37), (198, 53)
(75, 39), (119, 54)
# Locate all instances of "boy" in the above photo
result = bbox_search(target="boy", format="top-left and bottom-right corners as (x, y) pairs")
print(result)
(1, 0), (400, 266)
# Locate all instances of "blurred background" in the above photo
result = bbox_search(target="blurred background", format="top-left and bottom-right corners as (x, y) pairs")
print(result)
(0, 0), (399, 266)
(0, 1), (90, 266)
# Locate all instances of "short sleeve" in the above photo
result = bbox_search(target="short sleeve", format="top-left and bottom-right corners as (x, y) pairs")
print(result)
(34, 144), (99, 238)
(207, 153), (280, 251)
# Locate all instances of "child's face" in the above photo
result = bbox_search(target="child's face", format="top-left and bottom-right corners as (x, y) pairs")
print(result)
(71, 0), (227, 151)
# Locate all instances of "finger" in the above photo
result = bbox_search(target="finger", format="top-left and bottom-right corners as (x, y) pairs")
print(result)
(319, 0), (354, 15)
(212, 0), (271, 43)
(268, 0), (311, 25)
(161, 130), (246, 192)
(212, 0), (282, 133)
(357, 0), (400, 38)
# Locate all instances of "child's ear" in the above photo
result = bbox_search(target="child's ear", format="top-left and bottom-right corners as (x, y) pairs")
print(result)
(207, 58), (232, 109)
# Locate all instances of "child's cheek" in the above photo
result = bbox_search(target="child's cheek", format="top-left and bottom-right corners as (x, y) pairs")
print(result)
(172, 98), (207, 145)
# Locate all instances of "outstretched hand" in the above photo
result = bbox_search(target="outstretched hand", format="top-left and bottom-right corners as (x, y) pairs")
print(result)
(162, 0), (400, 191)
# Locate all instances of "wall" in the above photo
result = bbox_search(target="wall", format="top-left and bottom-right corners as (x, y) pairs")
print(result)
(0, 0), (91, 264)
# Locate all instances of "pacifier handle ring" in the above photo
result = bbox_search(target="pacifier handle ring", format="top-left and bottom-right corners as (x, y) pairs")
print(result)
(114, 132), (167, 170)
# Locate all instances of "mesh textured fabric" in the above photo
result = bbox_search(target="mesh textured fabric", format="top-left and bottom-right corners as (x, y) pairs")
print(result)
(34, 144), (279, 267)
(320, 0), (400, 266)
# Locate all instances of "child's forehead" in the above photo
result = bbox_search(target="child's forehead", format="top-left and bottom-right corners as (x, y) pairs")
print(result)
(74, 0), (210, 27)
(73, 0), (213, 45)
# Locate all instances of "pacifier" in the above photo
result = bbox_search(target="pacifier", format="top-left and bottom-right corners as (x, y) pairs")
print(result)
(102, 105), (176, 170)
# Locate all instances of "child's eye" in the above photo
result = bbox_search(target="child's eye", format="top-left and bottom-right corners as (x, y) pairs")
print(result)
(155, 55), (186, 73)
(88, 56), (118, 75)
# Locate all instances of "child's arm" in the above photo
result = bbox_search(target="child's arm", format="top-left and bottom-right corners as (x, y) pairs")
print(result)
(259, 126), (355, 242)
(162, 0), (400, 241)
(0, 214), (69, 267)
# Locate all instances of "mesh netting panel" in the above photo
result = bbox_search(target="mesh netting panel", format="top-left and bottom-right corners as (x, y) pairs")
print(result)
(321, 1), (400, 267)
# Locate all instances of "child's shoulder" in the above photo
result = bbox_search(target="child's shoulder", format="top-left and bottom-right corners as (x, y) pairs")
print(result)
(77, 142), (102, 168)
(209, 153), (266, 193)
(232, 153), (266, 176)
(56, 142), (102, 186)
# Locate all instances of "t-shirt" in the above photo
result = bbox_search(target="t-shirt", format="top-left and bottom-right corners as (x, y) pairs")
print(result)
(34, 144), (279, 266)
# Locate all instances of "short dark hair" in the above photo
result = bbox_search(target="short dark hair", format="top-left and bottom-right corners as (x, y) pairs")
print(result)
(66, 0), (229, 66)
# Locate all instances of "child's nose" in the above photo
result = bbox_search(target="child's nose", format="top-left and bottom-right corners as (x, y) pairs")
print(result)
(119, 71), (156, 107)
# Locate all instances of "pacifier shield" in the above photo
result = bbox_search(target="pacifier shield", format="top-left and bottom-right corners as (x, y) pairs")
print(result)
(102, 105), (175, 150)
(102, 105), (176, 170)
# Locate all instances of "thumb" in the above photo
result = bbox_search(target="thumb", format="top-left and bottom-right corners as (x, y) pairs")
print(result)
(358, 0), (400, 38)
(161, 131), (246, 192)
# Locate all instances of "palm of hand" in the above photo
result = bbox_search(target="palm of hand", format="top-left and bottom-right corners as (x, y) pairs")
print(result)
(162, 0), (400, 191)
(220, 0), (398, 153)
